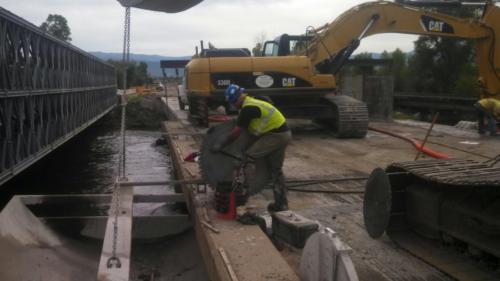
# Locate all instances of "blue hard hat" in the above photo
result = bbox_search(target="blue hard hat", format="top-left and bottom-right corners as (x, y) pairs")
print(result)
(224, 84), (245, 104)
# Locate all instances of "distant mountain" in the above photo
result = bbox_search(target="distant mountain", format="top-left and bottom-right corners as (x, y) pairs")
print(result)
(90, 52), (191, 78)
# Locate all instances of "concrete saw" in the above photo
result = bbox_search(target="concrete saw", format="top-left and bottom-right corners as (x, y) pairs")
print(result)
(199, 120), (251, 185)
(199, 120), (271, 194)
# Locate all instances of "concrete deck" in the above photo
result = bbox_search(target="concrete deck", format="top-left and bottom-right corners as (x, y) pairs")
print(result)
(163, 120), (299, 281)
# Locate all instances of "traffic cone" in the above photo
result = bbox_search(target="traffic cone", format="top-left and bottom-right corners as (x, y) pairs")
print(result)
(217, 192), (236, 220)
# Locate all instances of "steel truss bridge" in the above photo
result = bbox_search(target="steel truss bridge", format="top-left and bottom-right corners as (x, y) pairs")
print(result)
(0, 8), (117, 186)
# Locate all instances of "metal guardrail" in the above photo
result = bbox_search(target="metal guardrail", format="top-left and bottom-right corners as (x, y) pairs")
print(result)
(0, 7), (117, 185)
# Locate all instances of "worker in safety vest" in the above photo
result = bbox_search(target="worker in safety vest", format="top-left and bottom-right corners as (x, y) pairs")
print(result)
(474, 98), (500, 136)
(477, 77), (494, 99)
(212, 84), (292, 212)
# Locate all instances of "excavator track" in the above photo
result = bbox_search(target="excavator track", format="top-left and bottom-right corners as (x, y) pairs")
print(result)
(364, 159), (500, 280)
(323, 95), (368, 138)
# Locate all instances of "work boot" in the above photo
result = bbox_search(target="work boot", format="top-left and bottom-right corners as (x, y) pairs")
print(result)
(268, 168), (288, 212)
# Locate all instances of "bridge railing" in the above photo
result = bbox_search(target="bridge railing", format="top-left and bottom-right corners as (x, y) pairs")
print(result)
(0, 7), (117, 185)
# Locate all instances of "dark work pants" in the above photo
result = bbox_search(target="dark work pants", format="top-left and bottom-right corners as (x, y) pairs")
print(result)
(474, 102), (497, 135)
(246, 130), (292, 209)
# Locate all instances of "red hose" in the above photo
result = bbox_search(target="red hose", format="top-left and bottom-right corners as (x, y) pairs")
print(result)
(368, 126), (450, 160)
(208, 115), (231, 122)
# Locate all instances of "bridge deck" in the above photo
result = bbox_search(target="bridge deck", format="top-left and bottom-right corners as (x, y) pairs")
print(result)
(162, 86), (499, 280)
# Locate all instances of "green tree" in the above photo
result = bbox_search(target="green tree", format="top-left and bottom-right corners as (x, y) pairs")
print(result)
(409, 36), (475, 95)
(252, 42), (263, 56)
(376, 50), (392, 75)
(134, 62), (150, 85)
(390, 49), (409, 91)
(349, 52), (374, 75)
(107, 60), (152, 89)
(380, 50), (391, 59)
(40, 14), (72, 42)
(252, 32), (267, 56)
(353, 52), (373, 59)
(407, 6), (480, 96)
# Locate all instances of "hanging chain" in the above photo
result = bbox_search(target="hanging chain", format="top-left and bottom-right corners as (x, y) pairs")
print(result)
(107, 6), (131, 269)
(118, 6), (130, 179)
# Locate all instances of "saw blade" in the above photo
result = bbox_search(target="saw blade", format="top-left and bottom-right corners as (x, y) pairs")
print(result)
(199, 120), (253, 185)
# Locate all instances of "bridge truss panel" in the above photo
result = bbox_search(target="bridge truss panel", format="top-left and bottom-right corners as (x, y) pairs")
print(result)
(0, 8), (117, 185)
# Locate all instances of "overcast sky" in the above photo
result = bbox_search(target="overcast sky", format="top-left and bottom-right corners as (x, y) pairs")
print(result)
(1, 0), (419, 57)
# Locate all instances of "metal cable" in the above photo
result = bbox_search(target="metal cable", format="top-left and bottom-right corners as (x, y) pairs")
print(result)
(485, 153), (500, 166)
(107, 6), (131, 269)
(288, 187), (365, 194)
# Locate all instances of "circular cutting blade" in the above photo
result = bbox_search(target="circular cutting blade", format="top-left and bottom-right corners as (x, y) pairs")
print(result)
(363, 167), (392, 238)
(199, 120), (254, 185)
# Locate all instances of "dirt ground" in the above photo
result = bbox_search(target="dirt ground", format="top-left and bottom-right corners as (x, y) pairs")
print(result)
(165, 89), (500, 280)
(244, 119), (499, 281)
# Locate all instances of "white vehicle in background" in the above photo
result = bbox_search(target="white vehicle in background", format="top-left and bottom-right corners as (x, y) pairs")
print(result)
(177, 78), (188, 110)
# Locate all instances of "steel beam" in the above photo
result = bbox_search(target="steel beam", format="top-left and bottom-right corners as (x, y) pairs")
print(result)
(97, 186), (133, 281)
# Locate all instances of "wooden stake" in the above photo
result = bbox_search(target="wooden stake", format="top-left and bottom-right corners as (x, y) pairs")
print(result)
(415, 112), (439, 161)
(202, 220), (220, 234)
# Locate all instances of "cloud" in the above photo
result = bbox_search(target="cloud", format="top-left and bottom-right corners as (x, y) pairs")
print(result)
(1, 0), (417, 56)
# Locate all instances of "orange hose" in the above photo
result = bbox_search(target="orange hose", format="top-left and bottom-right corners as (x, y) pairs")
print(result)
(368, 126), (450, 160)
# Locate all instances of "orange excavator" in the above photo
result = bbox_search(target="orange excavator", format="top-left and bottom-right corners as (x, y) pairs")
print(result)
(184, 0), (500, 138)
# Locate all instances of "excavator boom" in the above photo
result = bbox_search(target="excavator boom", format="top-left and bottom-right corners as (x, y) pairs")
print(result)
(305, 1), (500, 97)
(184, 1), (500, 136)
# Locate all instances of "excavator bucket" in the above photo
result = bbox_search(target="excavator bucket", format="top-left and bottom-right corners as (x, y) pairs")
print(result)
(117, 0), (203, 13)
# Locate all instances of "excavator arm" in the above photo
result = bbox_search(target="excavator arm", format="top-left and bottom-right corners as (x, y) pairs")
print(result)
(305, 1), (500, 98)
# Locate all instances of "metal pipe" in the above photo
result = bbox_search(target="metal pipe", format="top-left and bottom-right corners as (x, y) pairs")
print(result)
(358, 14), (380, 40)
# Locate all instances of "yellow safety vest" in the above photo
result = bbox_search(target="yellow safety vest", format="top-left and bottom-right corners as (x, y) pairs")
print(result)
(479, 98), (500, 118)
(242, 96), (286, 136)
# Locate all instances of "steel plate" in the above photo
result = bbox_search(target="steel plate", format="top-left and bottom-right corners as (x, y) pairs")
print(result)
(363, 168), (392, 238)
(117, 0), (203, 13)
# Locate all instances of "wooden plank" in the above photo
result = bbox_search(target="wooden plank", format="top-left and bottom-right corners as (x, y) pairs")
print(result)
(219, 248), (239, 281)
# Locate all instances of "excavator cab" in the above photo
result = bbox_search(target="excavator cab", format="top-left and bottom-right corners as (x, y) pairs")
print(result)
(262, 34), (313, 57)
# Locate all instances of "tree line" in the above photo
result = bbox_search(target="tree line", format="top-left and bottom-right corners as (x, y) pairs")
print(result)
(344, 5), (481, 98)
(38, 14), (152, 89)
(106, 60), (152, 89)
(350, 37), (478, 98)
